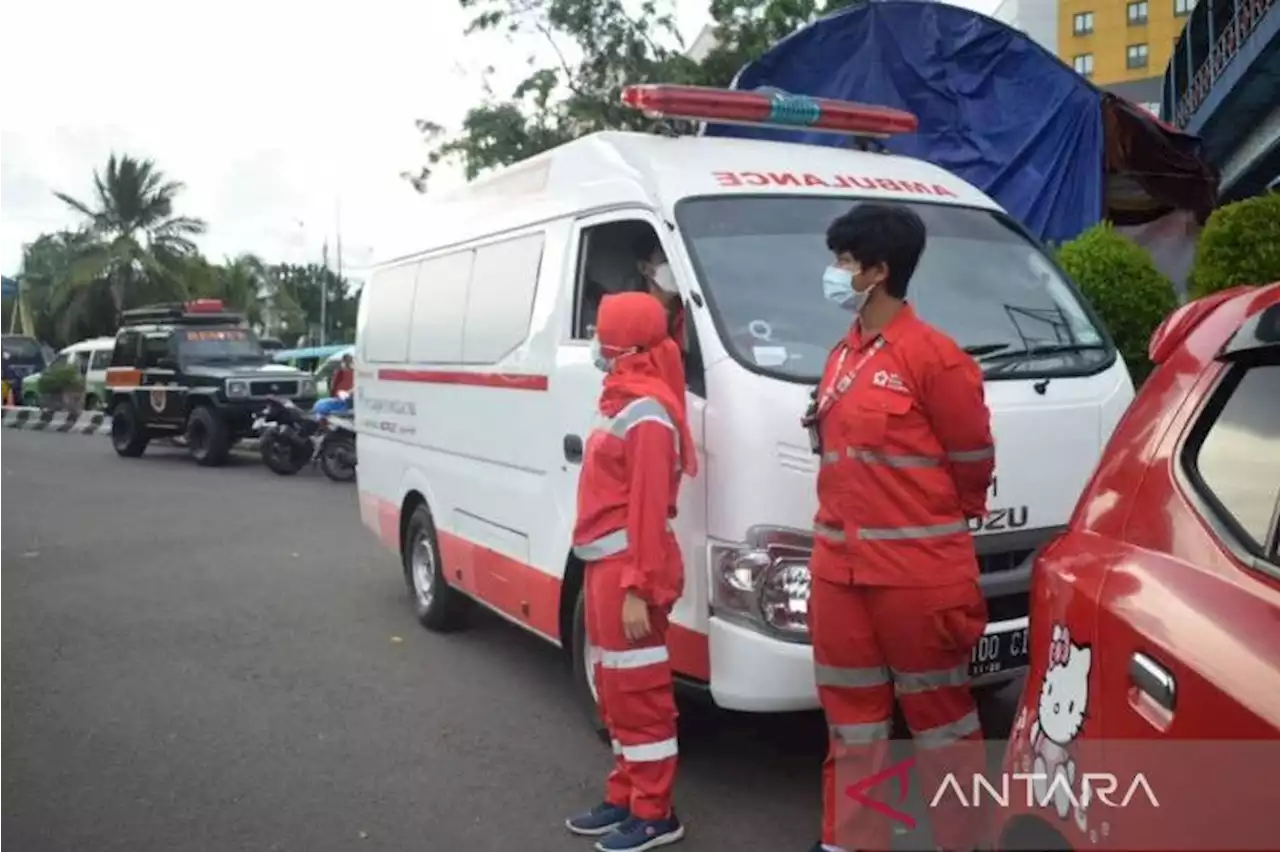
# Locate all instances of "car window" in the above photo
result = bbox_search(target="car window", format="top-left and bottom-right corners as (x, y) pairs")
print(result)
(142, 334), (173, 369)
(47, 352), (70, 370)
(3, 337), (43, 360)
(1191, 362), (1280, 557)
(89, 349), (112, 370)
(675, 196), (1108, 382)
(176, 328), (264, 364)
(73, 352), (91, 373)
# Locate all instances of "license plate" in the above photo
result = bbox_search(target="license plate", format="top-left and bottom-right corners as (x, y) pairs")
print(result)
(968, 623), (1028, 678)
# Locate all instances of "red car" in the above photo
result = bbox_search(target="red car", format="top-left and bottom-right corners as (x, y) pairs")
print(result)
(996, 282), (1280, 851)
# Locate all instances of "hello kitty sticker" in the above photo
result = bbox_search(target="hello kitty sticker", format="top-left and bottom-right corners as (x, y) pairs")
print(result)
(1028, 624), (1094, 830)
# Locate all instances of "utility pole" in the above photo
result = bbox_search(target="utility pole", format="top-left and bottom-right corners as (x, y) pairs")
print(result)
(335, 198), (343, 344)
(321, 239), (329, 346)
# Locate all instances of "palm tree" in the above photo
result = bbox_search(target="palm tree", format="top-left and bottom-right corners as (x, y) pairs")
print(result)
(53, 154), (207, 326)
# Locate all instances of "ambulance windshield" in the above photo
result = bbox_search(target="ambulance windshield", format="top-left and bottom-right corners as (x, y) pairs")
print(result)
(675, 197), (1110, 383)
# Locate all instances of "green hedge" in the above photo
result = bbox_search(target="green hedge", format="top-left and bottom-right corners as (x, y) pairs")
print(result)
(38, 361), (84, 396)
(1055, 223), (1178, 386)
(1190, 193), (1280, 298)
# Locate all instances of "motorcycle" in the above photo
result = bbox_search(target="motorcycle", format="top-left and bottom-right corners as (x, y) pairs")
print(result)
(317, 413), (357, 482)
(254, 397), (319, 476)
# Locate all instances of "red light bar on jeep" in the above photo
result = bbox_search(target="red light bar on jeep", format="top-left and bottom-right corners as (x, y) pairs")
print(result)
(620, 84), (919, 138)
(186, 298), (225, 313)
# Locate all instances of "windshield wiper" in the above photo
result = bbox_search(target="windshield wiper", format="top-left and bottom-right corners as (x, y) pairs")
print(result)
(979, 343), (1107, 375)
(963, 343), (1014, 357)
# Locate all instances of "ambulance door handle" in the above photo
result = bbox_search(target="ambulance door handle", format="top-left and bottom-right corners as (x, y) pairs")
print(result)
(1130, 652), (1176, 712)
(563, 434), (583, 464)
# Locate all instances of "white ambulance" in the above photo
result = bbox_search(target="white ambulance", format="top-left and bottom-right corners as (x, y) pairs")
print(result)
(355, 85), (1134, 727)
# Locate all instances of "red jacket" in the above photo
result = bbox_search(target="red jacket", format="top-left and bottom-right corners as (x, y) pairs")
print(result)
(330, 366), (354, 395)
(572, 398), (684, 607)
(811, 304), (994, 587)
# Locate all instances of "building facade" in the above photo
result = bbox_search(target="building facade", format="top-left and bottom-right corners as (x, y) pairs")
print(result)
(1058, 0), (1198, 96)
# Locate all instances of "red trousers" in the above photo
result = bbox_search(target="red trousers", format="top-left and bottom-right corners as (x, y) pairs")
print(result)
(585, 556), (679, 820)
(811, 576), (989, 852)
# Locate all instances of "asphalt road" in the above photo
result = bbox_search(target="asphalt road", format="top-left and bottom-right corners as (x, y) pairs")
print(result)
(2, 429), (1022, 852)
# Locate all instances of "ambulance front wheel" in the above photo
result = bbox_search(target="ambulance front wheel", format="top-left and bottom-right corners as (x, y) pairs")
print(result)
(402, 502), (470, 632)
(569, 583), (611, 743)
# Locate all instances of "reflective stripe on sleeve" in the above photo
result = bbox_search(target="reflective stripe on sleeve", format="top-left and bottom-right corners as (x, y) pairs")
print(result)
(893, 663), (971, 695)
(573, 528), (629, 560)
(620, 737), (679, 762)
(913, 710), (981, 749)
(572, 521), (675, 562)
(947, 447), (994, 463)
(831, 720), (893, 745)
(847, 448), (941, 468)
(815, 663), (890, 688)
(611, 738), (623, 755)
(600, 645), (669, 670)
(857, 519), (969, 541)
(814, 522), (847, 542)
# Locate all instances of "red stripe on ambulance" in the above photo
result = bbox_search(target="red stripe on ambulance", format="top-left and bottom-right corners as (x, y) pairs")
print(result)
(713, 170), (958, 197)
(378, 368), (549, 391)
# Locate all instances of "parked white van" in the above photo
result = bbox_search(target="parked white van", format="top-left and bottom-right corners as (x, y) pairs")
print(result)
(355, 86), (1134, 725)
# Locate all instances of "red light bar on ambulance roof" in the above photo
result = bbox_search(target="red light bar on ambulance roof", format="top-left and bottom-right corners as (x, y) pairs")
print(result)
(620, 84), (919, 138)
(185, 298), (225, 313)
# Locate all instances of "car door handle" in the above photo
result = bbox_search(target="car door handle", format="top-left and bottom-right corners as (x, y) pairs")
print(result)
(1130, 651), (1176, 712)
(564, 434), (583, 463)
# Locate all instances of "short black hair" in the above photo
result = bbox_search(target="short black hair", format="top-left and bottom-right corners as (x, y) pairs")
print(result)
(825, 203), (926, 299)
(634, 230), (664, 263)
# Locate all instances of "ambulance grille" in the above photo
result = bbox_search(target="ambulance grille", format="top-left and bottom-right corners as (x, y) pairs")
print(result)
(978, 548), (1034, 575)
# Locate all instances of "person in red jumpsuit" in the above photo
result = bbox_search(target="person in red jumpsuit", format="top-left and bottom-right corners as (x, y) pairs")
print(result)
(565, 291), (697, 852)
(801, 203), (995, 852)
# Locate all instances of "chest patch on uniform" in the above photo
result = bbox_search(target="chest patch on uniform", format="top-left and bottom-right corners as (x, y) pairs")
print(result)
(871, 369), (910, 394)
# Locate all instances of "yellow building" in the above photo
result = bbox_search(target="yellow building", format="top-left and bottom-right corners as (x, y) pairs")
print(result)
(1058, 0), (1198, 87)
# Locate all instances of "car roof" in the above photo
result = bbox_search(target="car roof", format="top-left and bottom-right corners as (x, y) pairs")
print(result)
(63, 337), (116, 352)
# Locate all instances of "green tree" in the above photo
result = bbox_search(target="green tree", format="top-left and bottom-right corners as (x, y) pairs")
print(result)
(53, 154), (207, 328)
(13, 230), (117, 345)
(403, 0), (856, 191)
(1189, 193), (1280, 298)
(266, 263), (360, 345)
(1055, 223), (1178, 385)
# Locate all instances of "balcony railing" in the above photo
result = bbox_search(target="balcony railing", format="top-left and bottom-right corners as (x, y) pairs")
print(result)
(1163, 0), (1276, 127)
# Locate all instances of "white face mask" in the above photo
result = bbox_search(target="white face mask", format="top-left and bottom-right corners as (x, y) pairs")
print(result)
(649, 262), (678, 294)
(590, 339), (638, 373)
(822, 265), (875, 313)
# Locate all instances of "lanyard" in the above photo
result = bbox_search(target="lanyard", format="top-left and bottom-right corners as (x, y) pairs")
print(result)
(816, 337), (885, 419)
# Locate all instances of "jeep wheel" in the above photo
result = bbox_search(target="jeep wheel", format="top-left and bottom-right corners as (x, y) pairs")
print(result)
(110, 400), (149, 458)
(187, 405), (231, 467)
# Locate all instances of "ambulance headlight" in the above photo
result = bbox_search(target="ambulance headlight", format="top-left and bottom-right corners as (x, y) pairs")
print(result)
(760, 560), (811, 637)
(709, 527), (813, 641)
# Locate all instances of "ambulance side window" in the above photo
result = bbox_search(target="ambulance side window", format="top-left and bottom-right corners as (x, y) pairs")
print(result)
(572, 220), (653, 340)
(572, 218), (707, 399)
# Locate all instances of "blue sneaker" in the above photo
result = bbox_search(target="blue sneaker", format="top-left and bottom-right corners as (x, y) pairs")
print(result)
(594, 812), (685, 851)
(566, 801), (630, 836)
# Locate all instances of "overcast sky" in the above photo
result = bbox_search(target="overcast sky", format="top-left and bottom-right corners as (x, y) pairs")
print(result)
(0, 0), (997, 281)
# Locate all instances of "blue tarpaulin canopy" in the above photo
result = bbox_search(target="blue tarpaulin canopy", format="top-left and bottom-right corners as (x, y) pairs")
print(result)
(704, 0), (1214, 244)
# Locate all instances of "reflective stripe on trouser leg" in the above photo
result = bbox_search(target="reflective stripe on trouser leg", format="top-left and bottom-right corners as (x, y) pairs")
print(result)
(588, 556), (679, 821)
(871, 584), (989, 852)
(585, 562), (632, 809)
(810, 577), (895, 852)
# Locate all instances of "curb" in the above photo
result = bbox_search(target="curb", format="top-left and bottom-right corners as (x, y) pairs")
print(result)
(2, 407), (111, 435)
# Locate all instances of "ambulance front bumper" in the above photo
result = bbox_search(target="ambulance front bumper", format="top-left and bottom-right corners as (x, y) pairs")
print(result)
(708, 616), (819, 712)
(707, 613), (1029, 713)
